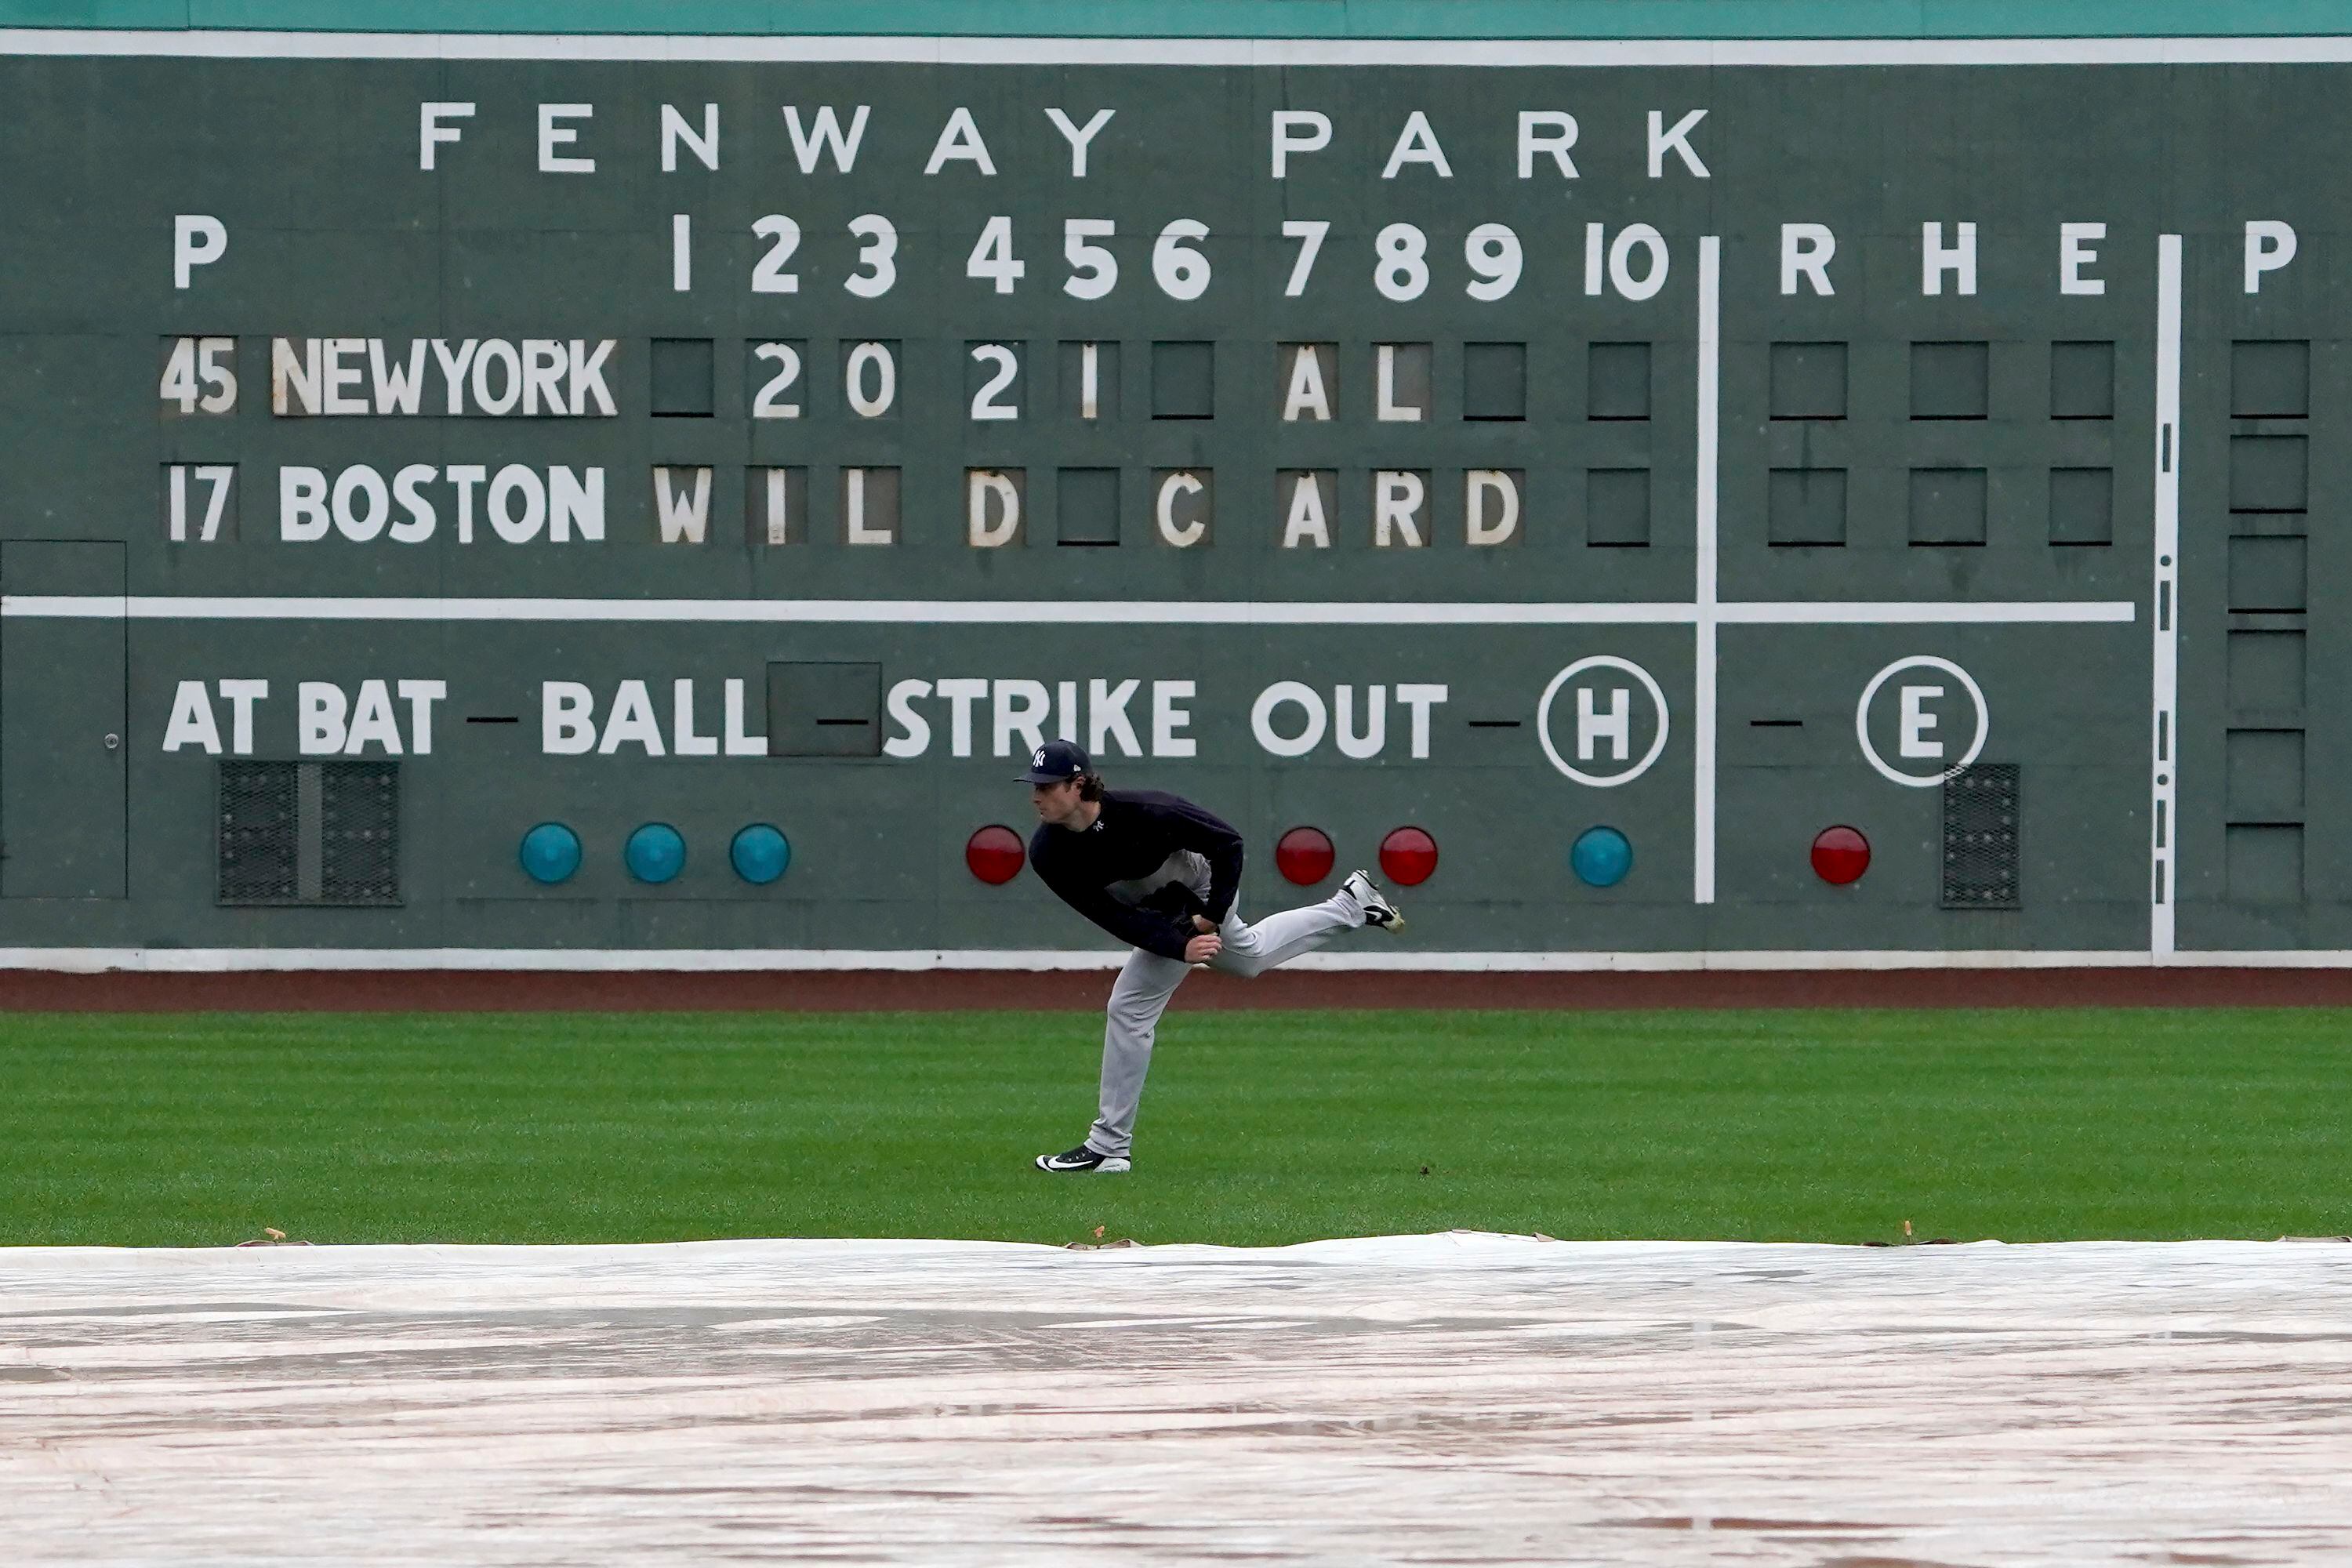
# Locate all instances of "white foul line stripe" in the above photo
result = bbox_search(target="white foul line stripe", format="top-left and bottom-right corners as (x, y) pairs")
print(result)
(2, 946), (2349, 974)
(9, 31), (2352, 67)
(0, 596), (2136, 626)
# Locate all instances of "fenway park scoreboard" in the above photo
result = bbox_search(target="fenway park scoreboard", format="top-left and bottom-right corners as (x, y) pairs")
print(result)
(0, 14), (2345, 969)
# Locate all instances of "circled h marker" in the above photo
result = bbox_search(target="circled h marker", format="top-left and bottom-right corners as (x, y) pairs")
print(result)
(1537, 655), (1671, 787)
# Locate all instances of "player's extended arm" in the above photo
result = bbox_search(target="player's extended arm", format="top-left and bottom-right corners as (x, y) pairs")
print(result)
(1036, 860), (1193, 961)
(1156, 797), (1247, 922)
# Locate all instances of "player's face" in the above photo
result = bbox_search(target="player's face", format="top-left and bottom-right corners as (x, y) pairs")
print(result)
(1031, 778), (1084, 826)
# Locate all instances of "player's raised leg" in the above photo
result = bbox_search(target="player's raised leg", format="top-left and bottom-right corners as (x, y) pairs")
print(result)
(1211, 869), (1404, 978)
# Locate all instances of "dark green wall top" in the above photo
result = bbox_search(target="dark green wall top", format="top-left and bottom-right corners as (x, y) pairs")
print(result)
(9, 0), (2352, 39)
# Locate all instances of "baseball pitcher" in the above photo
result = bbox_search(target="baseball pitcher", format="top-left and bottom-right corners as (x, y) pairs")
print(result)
(1018, 739), (1404, 1174)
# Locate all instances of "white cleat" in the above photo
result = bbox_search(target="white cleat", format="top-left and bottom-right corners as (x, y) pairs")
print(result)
(1341, 869), (1406, 931)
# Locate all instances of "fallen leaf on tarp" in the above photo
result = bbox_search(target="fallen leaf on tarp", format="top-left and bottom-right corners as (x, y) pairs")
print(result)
(234, 1226), (312, 1247)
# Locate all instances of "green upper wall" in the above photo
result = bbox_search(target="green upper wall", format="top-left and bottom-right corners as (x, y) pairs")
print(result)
(5, 0), (2352, 40)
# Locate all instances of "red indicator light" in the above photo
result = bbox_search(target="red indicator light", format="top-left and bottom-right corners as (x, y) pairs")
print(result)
(1378, 826), (1439, 887)
(1811, 825), (1871, 885)
(965, 825), (1026, 885)
(1274, 826), (1336, 885)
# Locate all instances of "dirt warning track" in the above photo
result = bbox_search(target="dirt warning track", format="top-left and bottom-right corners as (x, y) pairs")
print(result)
(5, 964), (2352, 1011)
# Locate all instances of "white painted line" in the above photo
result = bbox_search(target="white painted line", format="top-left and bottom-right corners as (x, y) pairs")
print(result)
(5, 946), (2350, 974)
(2152, 236), (2183, 957)
(1693, 236), (1721, 908)
(9, 31), (2352, 67)
(1165, 38), (2352, 68)
(0, 595), (1701, 626)
(1714, 601), (2137, 624)
(0, 596), (2136, 626)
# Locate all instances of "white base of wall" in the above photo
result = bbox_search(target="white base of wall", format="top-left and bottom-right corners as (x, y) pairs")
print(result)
(3, 947), (2350, 974)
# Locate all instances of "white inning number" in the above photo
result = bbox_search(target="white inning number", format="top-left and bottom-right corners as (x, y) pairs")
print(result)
(165, 463), (234, 542)
(1280, 219), (1329, 297)
(751, 215), (802, 294)
(1375, 223), (1430, 301)
(1465, 223), (1523, 301)
(845, 214), (897, 298)
(1063, 218), (1116, 299)
(160, 336), (237, 413)
(967, 215), (1025, 294)
(968, 344), (1019, 421)
(751, 343), (804, 419)
(1152, 219), (1210, 300)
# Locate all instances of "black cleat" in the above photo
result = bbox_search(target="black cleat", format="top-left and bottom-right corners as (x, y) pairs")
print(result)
(1341, 869), (1406, 931)
(1034, 1143), (1131, 1174)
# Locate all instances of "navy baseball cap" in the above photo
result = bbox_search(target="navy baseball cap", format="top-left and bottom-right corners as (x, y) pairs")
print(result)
(1018, 739), (1092, 783)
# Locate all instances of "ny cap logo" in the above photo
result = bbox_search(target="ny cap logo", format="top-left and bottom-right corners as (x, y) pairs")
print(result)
(1033, 747), (1047, 770)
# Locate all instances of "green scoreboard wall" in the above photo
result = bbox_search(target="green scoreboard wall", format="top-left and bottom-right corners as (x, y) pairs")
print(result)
(0, 8), (2344, 968)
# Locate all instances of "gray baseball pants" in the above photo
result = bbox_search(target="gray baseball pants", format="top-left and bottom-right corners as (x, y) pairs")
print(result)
(1087, 852), (1365, 1159)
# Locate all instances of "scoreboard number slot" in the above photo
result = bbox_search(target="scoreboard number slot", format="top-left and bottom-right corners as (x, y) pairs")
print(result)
(967, 345), (1022, 422)
(750, 343), (804, 419)
(159, 335), (237, 415)
(162, 463), (237, 543)
(843, 342), (897, 418)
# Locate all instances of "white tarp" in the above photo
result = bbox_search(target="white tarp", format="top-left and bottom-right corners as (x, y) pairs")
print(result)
(4, 1232), (2349, 1564)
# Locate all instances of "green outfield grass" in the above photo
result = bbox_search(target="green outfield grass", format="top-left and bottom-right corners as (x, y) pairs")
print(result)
(1, 1007), (2344, 1248)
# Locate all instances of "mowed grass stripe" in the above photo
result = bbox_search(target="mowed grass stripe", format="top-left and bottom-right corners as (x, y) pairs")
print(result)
(1, 1008), (2343, 1247)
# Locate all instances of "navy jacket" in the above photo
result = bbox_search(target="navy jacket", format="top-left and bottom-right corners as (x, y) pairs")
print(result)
(1029, 789), (1245, 960)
